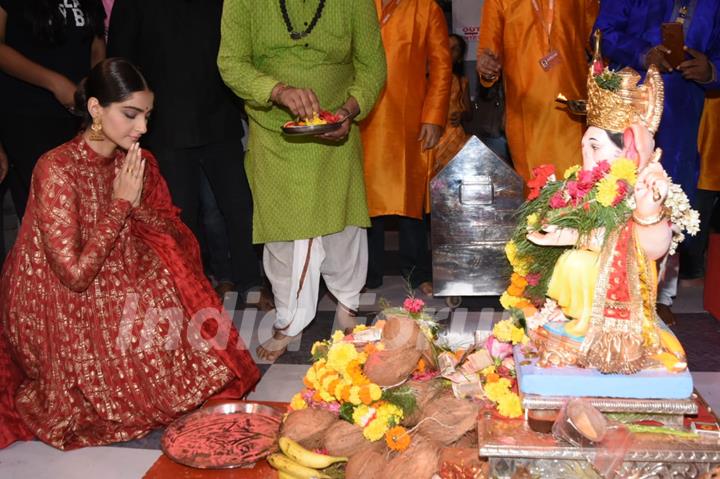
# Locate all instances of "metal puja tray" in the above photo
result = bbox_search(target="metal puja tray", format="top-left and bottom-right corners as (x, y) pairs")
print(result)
(281, 122), (342, 136)
(522, 393), (699, 415)
(161, 401), (284, 469)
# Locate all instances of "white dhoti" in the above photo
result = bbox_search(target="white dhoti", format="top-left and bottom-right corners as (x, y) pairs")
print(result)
(263, 226), (367, 337)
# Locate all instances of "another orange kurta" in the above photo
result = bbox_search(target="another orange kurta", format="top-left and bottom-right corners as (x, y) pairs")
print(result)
(477, 0), (598, 181)
(361, 0), (452, 219)
(698, 92), (720, 192)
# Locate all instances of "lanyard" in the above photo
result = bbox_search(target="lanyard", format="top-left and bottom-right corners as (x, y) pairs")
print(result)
(381, 0), (402, 26)
(530, 0), (555, 50)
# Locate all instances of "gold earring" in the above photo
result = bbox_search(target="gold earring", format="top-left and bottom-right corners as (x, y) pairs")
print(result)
(89, 117), (104, 141)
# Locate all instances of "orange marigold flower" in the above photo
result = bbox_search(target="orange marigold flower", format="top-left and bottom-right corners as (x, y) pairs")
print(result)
(510, 272), (528, 288)
(385, 426), (411, 451)
(454, 349), (466, 362)
(507, 284), (525, 297)
(303, 376), (314, 389)
(363, 343), (378, 355)
(359, 385), (374, 405)
(415, 358), (427, 374)
(312, 391), (323, 402)
(341, 385), (352, 402)
(486, 373), (500, 383)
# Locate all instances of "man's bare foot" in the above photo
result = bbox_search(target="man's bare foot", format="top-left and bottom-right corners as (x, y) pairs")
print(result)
(419, 281), (433, 297)
(256, 330), (296, 362)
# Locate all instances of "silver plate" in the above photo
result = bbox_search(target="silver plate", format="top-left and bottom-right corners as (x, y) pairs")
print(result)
(282, 122), (343, 136)
(161, 401), (284, 469)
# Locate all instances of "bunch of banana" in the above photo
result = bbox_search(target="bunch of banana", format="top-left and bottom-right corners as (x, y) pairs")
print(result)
(267, 437), (347, 478)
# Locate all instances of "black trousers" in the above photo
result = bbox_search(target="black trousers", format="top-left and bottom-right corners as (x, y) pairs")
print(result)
(367, 215), (432, 289)
(0, 114), (80, 218)
(680, 188), (720, 278)
(152, 138), (261, 292)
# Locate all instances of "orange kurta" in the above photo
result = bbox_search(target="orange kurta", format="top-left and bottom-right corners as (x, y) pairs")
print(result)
(361, 0), (453, 219)
(698, 92), (720, 192)
(477, 0), (598, 181)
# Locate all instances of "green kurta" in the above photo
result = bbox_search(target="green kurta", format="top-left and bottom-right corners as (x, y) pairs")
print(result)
(218, 0), (387, 244)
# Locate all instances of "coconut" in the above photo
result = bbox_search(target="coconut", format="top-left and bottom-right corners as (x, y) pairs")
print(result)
(364, 347), (421, 386)
(280, 408), (337, 449)
(345, 446), (388, 479)
(383, 436), (441, 479)
(322, 420), (369, 457)
(401, 379), (444, 427)
(382, 315), (421, 351)
(416, 395), (479, 445)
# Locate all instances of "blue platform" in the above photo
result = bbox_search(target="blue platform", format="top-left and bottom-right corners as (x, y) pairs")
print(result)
(515, 324), (694, 399)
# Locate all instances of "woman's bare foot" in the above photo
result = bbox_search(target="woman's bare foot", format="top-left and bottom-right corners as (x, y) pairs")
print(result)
(256, 330), (296, 362)
(418, 281), (434, 297)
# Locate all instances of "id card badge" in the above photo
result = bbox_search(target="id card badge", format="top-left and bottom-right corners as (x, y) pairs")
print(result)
(539, 49), (561, 71)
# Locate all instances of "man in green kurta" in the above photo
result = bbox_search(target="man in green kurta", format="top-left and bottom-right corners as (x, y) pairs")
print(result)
(218, 0), (386, 361)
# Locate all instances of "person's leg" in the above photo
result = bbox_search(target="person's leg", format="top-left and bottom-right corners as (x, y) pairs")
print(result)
(198, 170), (233, 287)
(681, 188), (719, 278)
(201, 140), (261, 294)
(320, 226), (368, 332)
(154, 145), (201, 240)
(366, 216), (385, 289)
(398, 215), (433, 293)
(259, 237), (323, 361)
(657, 253), (679, 325)
(1, 115), (79, 218)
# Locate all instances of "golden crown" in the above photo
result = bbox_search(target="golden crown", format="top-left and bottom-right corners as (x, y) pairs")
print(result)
(585, 31), (664, 133)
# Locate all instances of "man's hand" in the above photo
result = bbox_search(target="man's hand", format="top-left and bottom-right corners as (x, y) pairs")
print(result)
(271, 84), (321, 120)
(418, 124), (443, 150)
(644, 45), (673, 72)
(678, 47), (714, 83)
(477, 49), (502, 81)
(0, 142), (8, 183)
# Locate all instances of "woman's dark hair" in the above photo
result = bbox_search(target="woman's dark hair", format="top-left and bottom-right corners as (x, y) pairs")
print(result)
(449, 33), (467, 77)
(74, 58), (150, 125)
(607, 131), (625, 149)
(23, 0), (105, 46)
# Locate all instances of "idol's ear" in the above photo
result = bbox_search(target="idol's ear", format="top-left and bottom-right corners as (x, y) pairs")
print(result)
(623, 127), (639, 163)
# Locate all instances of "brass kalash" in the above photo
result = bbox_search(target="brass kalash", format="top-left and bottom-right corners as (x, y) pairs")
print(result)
(478, 32), (720, 478)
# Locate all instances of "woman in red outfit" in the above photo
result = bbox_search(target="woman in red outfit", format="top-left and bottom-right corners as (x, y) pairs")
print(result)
(0, 58), (259, 450)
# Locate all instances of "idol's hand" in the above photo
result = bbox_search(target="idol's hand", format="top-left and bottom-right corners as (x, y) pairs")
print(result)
(527, 225), (579, 247)
(113, 142), (145, 207)
(634, 162), (669, 218)
(271, 84), (321, 121)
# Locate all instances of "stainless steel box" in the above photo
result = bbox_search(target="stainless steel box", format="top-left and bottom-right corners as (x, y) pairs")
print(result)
(430, 136), (524, 301)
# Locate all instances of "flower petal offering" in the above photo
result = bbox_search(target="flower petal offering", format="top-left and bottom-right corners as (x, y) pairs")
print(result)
(282, 110), (344, 136)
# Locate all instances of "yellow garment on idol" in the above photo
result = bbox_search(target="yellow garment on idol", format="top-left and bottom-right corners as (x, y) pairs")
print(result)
(546, 249), (600, 337)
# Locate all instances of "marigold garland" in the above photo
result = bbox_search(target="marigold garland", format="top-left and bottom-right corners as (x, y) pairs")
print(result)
(385, 426), (411, 451)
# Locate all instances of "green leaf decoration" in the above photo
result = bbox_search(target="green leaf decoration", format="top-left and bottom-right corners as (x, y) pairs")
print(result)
(339, 402), (355, 423)
(381, 385), (417, 418)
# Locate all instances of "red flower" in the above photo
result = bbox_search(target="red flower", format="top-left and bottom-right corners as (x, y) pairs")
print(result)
(525, 273), (541, 286)
(549, 190), (569, 209)
(592, 59), (604, 76)
(527, 164), (556, 200)
(591, 161), (611, 182)
(612, 180), (630, 206)
(566, 180), (592, 205)
(583, 202), (591, 211)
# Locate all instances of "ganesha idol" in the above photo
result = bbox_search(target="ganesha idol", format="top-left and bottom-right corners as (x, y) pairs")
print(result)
(501, 39), (699, 397)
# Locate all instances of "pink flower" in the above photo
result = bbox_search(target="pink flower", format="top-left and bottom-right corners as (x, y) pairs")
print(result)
(566, 180), (592, 204)
(578, 169), (595, 187)
(525, 273), (541, 286)
(591, 160), (611, 182)
(549, 190), (569, 209)
(403, 297), (425, 314)
(612, 180), (629, 206)
(486, 336), (513, 360)
(592, 59), (604, 76)
(501, 356), (516, 373)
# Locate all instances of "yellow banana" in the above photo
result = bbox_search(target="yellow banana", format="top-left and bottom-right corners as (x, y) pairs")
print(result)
(266, 453), (330, 479)
(279, 436), (348, 469)
(658, 328), (686, 360)
(278, 471), (300, 479)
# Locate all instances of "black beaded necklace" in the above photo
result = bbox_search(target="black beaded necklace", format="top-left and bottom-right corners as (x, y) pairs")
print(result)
(279, 0), (326, 40)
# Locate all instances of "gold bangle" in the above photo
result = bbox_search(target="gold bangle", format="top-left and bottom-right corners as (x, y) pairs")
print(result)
(632, 211), (667, 226)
